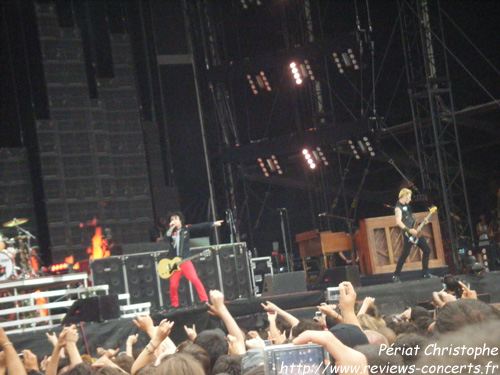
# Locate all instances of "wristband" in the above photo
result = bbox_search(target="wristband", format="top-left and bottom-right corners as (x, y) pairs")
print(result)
(404, 226), (410, 232)
(1, 342), (13, 348)
(148, 340), (158, 349)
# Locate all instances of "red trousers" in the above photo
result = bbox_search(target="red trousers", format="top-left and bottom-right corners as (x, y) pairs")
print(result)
(169, 260), (208, 307)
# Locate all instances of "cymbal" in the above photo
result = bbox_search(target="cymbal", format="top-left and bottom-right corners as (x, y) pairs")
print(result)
(3, 218), (28, 227)
(13, 235), (27, 241)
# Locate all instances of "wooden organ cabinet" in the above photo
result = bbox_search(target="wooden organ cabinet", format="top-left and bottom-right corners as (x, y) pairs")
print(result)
(296, 230), (353, 278)
(354, 212), (446, 275)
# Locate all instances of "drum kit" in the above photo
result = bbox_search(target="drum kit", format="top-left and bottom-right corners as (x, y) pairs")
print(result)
(0, 218), (40, 281)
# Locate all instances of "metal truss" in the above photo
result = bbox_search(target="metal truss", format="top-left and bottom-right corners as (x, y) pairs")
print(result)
(398, 0), (474, 268)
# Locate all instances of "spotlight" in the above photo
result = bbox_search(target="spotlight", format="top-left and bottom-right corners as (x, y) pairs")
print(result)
(247, 71), (272, 94)
(289, 59), (315, 84)
(257, 158), (269, 177)
(333, 48), (360, 73)
(312, 147), (329, 166)
(257, 155), (282, 177)
(302, 148), (319, 170)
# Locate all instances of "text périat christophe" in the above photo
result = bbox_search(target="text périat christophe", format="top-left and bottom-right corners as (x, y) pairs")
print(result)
(379, 343), (498, 360)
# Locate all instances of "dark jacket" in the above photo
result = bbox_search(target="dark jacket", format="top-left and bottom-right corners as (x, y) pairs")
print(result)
(165, 222), (214, 259)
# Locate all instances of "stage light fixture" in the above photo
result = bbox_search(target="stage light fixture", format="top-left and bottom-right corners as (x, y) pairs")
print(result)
(50, 262), (69, 275)
(257, 155), (282, 177)
(260, 71), (272, 91)
(271, 155), (283, 174)
(312, 147), (329, 166)
(247, 75), (258, 95)
(257, 158), (269, 177)
(302, 149), (317, 169)
(290, 60), (315, 85)
(347, 136), (376, 159)
(247, 71), (272, 94)
(348, 140), (360, 160)
(333, 48), (360, 73)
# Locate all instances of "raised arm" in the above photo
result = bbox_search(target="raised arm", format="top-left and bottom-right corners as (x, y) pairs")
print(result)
(207, 289), (246, 354)
(338, 282), (361, 328)
(0, 327), (27, 375)
(131, 319), (174, 375)
(64, 325), (83, 367)
(45, 328), (69, 375)
(133, 314), (156, 339)
(357, 297), (375, 317)
(261, 301), (300, 327)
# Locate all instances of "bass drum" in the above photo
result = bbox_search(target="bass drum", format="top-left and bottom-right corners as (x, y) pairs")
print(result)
(0, 251), (13, 280)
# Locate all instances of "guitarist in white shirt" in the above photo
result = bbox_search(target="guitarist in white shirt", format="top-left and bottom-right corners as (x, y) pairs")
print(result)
(165, 211), (223, 308)
(393, 188), (437, 282)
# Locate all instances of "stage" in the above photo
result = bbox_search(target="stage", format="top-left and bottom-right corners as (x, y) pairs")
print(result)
(5, 271), (500, 358)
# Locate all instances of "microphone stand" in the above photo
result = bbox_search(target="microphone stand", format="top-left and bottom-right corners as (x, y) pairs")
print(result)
(278, 208), (293, 272)
(226, 209), (237, 244)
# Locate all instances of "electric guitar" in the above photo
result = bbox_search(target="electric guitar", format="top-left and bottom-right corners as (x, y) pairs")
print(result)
(405, 206), (437, 244)
(157, 249), (211, 279)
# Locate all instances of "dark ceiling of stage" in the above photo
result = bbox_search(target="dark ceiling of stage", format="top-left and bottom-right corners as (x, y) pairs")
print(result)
(189, 0), (500, 219)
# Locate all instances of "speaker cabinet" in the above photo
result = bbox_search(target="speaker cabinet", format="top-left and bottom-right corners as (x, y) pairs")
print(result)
(62, 295), (120, 324)
(190, 246), (221, 299)
(215, 243), (252, 300)
(262, 271), (307, 296)
(90, 257), (125, 295)
(314, 266), (361, 288)
(124, 253), (161, 311)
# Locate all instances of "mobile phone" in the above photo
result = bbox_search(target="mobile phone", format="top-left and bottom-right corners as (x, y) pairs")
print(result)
(263, 343), (329, 375)
(314, 311), (322, 319)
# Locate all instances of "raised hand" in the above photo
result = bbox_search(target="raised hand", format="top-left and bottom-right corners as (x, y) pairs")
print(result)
(45, 332), (58, 347)
(261, 301), (280, 313)
(133, 314), (156, 337)
(207, 289), (225, 317)
(458, 281), (477, 300)
(22, 349), (40, 372)
(126, 333), (138, 347)
(183, 324), (197, 341)
(338, 282), (357, 313)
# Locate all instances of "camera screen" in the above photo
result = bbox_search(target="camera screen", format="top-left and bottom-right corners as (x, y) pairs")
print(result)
(274, 346), (325, 375)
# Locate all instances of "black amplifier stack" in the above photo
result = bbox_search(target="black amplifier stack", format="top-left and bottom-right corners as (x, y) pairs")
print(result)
(89, 242), (253, 310)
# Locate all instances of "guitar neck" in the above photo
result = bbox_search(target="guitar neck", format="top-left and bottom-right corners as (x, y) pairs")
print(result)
(178, 252), (203, 266)
(417, 211), (434, 232)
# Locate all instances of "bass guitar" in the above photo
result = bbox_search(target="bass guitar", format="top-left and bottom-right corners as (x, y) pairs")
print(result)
(405, 206), (437, 244)
(157, 249), (211, 279)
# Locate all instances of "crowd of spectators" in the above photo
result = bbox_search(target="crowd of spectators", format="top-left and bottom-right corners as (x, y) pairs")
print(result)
(1, 274), (499, 375)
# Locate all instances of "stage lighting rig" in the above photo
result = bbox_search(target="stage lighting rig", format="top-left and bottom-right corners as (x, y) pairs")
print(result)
(247, 71), (272, 95)
(257, 155), (282, 177)
(289, 60), (315, 85)
(347, 135), (376, 159)
(333, 48), (360, 74)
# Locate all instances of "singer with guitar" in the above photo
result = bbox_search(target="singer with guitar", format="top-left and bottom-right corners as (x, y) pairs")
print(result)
(163, 211), (223, 308)
(393, 188), (437, 282)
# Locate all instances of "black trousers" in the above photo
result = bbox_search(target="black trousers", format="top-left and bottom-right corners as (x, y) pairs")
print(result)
(394, 235), (431, 276)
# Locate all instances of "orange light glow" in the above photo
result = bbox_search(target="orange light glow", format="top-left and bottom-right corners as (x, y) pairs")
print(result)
(87, 227), (110, 259)
(35, 290), (48, 317)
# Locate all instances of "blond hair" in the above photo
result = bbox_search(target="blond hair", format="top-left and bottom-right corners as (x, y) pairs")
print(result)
(398, 188), (412, 199)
